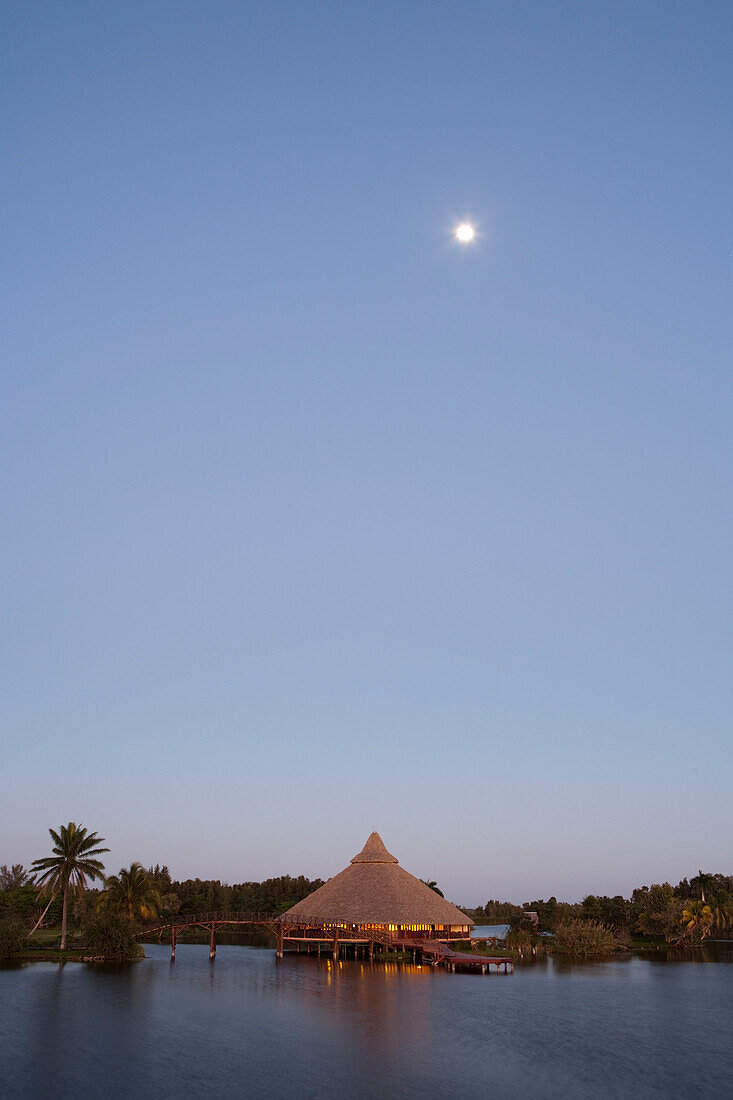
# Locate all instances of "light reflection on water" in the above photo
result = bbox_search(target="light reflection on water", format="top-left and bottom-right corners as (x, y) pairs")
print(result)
(1, 942), (732, 1099)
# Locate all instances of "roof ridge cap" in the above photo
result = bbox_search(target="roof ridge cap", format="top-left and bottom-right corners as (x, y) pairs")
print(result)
(350, 831), (399, 864)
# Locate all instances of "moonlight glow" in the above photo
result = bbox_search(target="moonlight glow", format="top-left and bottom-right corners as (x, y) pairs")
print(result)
(455, 223), (475, 242)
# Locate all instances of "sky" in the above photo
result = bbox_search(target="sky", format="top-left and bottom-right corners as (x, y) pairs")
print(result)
(2, 1), (732, 905)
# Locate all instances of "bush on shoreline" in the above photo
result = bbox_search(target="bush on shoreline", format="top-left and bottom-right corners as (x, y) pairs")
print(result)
(552, 919), (618, 956)
(0, 914), (28, 959)
(81, 911), (144, 961)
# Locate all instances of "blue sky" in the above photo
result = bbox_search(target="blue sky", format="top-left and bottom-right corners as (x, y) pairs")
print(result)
(2, 1), (731, 903)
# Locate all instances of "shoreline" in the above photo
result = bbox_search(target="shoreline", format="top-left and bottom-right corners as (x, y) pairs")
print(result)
(8, 938), (727, 967)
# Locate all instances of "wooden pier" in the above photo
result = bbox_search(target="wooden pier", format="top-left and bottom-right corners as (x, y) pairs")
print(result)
(391, 937), (513, 974)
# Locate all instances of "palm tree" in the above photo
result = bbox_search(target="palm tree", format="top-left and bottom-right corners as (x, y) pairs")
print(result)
(420, 879), (445, 898)
(691, 870), (715, 903)
(31, 823), (109, 949)
(682, 899), (713, 942)
(709, 891), (733, 934)
(99, 863), (160, 923)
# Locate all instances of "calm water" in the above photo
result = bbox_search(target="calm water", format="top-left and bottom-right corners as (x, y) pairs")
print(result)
(472, 923), (511, 939)
(1, 943), (732, 1099)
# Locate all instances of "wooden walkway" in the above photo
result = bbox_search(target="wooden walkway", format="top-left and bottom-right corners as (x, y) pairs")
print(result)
(391, 937), (513, 974)
(137, 912), (513, 974)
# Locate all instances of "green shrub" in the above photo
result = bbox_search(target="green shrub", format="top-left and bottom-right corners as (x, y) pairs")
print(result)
(505, 914), (544, 951)
(553, 919), (617, 955)
(633, 884), (685, 942)
(0, 914), (28, 958)
(81, 911), (144, 961)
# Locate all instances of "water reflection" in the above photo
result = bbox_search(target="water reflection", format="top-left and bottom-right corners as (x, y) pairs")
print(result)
(640, 942), (733, 965)
(547, 953), (634, 975)
(2, 944), (732, 1099)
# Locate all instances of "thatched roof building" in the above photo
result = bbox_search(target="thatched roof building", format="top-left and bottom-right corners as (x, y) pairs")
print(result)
(282, 832), (472, 938)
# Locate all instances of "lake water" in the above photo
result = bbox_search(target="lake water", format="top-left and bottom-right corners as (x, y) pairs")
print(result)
(2, 942), (732, 1099)
(472, 923), (511, 939)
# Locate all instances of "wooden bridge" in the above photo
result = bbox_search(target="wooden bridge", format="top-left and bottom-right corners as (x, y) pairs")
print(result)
(137, 912), (513, 974)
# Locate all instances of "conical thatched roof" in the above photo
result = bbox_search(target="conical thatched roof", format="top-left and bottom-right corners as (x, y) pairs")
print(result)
(350, 832), (398, 864)
(282, 832), (472, 927)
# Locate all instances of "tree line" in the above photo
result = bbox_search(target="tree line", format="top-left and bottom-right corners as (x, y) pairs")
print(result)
(144, 864), (325, 918)
(465, 870), (733, 944)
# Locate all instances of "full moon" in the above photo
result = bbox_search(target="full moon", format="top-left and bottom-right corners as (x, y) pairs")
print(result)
(455, 223), (475, 242)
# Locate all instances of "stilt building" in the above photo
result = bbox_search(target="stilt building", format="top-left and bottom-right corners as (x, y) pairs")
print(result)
(281, 832), (472, 941)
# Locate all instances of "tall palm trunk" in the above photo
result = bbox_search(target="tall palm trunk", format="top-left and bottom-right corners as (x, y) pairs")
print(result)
(29, 893), (57, 936)
(60, 882), (69, 950)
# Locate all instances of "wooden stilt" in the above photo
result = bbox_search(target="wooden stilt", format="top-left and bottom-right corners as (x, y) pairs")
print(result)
(332, 931), (339, 961)
(369, 940), (374, 962)
(276, 925), (284, 958)
(171, 927), (176, 959)
(209, 927), (216, 959)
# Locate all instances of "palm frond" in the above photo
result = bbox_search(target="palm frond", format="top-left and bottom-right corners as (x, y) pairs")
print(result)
(31, 856), (62, 871)
(77, 834), (110, 855)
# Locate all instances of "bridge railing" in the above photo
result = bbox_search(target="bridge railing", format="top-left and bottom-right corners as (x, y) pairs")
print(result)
(170, 911), (278, 925)
(141, 912), (388, 933)
(139, 912), (467, 944)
